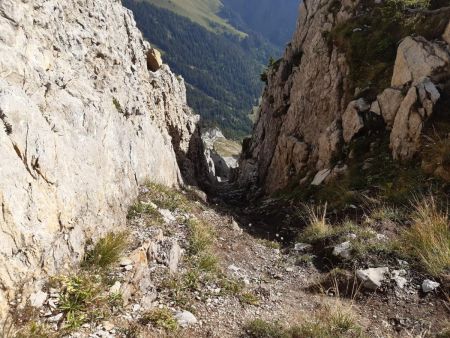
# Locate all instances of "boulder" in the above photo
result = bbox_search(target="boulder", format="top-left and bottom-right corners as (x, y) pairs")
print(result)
(390, 87), (423, 160)
(342, 98), (369, 143)
(146, 48), (163, 72)
(377, 88), (404, 127)
(356, 267), (389, 290)
(391, 37), (449, 87)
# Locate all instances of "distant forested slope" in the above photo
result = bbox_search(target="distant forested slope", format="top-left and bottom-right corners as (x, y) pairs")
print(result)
(221, 0), (300, 48)
(124, 0), (282, 138)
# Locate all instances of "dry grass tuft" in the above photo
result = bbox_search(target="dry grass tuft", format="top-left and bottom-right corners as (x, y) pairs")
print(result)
(82, 232), (128, 270)
(298, 203), (332, 243)
(400, 195), (450, 276)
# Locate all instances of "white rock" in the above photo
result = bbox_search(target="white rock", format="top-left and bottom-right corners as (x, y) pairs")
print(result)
(48, 313), (63, 322)
(102, 321), (114, 331)
(332, 241), (352, 259)
(168, 239), (182, 273)
(391, 270), (407, 289)
(294, 243), (312, 251)
(175, 310), (197, 327)
(356, 267), (389, 290)
(30, 290), (48, 308)
(119, 257), (133, 267)
(159, 209), (176, 223)
(109, 281), (121, 294)
(231, 220), (243, 234)
(422, 279), (440, 293)
(311, 169), (331, 186)
(228, 264), (240, 272)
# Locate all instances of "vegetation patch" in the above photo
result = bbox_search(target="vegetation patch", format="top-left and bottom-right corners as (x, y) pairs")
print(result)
(82, 232), (128, 271)
(140, 308), (178, 332)
(244, 303), (362, 338)
(399, 196), (450, 276)
(51, 273), (121, 331)
(330, 0), (448, 97)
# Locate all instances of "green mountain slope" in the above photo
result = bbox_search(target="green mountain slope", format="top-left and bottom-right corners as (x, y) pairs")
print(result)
(123, 0), (298, 139)
(221, 0), (300, 48)
(141, 0), (246, 37)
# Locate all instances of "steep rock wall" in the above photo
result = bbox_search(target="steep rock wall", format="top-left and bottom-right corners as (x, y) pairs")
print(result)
(239, 0), (450, 195)
(0, 0), (200, 317)
(239, 0), (352, 194)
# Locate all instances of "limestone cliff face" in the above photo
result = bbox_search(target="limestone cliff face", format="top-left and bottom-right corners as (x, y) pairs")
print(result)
(0, 0), (201, 317)
(239, 0), (450, 194)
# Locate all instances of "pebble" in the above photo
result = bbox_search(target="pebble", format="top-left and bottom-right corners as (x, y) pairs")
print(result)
(175, 310), (198, 327)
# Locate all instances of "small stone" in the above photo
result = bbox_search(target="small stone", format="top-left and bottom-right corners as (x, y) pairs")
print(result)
(356, 267), (389, 290)
(392, 270), (407, 289)
(103, 321), (114, 331)
(175, 310), (197, 327)
(159, 209), (176, 223)
(110, 281), (121, 294)
(30, 291), (48, 308)
(228, 264), (240, 272)
(422, 279), (440, 293)
(332, 241), (352, 259)
(48, 313), (63, 322)
(285, 267), (294, 272)
(294, 243), (312, 252)
(231, 220), (243, 234)
(124, 265), (133, 271)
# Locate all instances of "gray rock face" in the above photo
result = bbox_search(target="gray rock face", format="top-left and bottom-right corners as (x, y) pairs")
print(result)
(342, 98), (369, 143)
(238, 2), (449, 195)
(0, 0), (200, 319)
(202, 128), (241, 181)
(391, 37), (449, 87)
(377, 88), (404, 127)
(239, 0), (351, 193)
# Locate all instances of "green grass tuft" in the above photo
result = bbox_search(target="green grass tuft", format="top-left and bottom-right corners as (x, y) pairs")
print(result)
(140, 308), (178, 332)
(82, 232), (128, 270)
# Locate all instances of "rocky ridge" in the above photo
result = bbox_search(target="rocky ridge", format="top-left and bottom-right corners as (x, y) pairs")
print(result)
(238, 0), (450, 195)
(0, 0), (202, 321)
